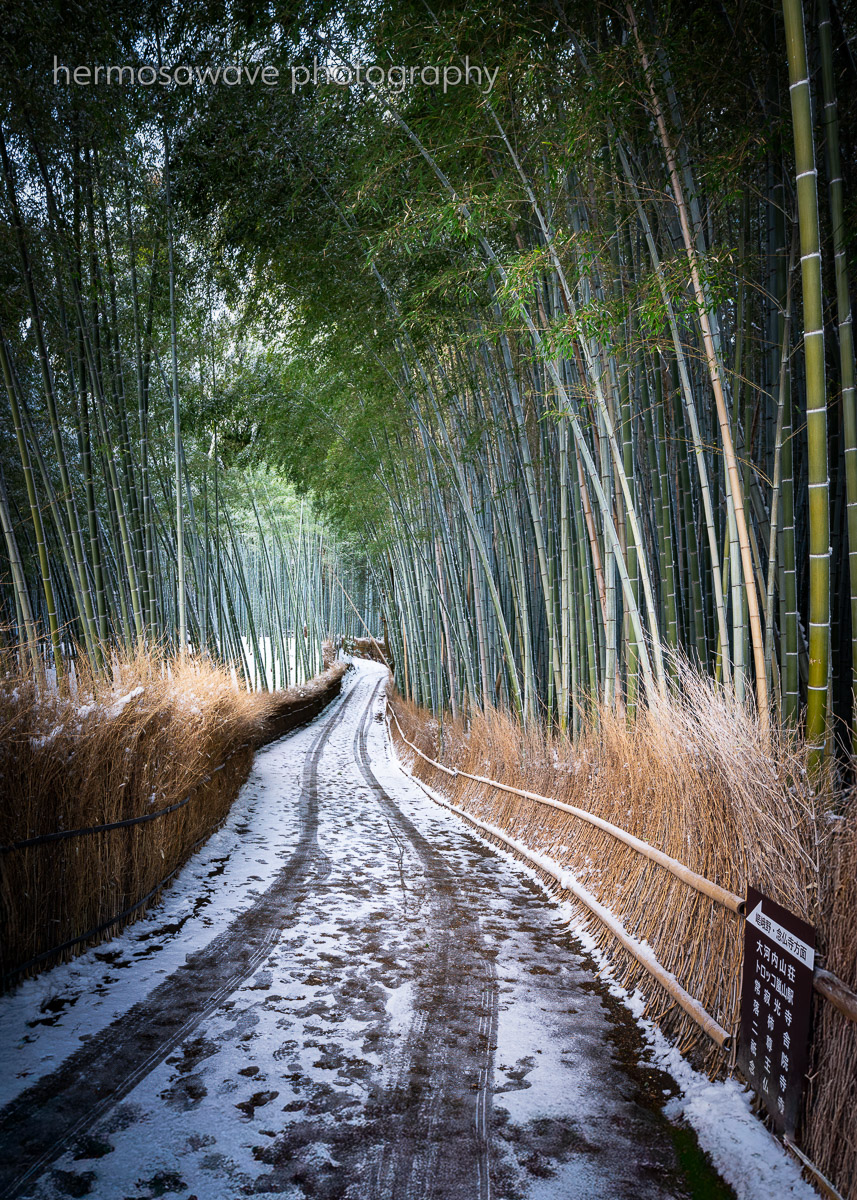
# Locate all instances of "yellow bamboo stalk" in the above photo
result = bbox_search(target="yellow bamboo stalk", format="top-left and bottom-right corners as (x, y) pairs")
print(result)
(782, 0), (829, 770)
(626, 4), (769, 738)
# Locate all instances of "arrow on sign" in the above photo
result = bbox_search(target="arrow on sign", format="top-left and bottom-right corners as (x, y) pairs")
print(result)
(746, 902), (815, 970)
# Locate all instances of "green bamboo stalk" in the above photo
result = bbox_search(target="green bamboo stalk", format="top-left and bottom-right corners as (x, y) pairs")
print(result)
(0, 336), (63, 678)
(819, 0), (857, 746)
(783, 0), (830, 769)
(162, 124), (186, 654)
(0, 462), (40, 673)
(627, 5), (768, 730)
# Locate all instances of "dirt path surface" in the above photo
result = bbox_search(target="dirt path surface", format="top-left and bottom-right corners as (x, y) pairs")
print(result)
(0, 663), (728, 1200)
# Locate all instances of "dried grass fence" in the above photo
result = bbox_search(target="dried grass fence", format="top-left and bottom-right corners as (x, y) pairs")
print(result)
(341, 635), (392, 667)
(0, 655), (347, 989)
(803, 791), (857, 1196)
(387, 679), (857, 1200)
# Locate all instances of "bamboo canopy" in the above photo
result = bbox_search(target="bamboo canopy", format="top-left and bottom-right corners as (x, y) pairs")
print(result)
(0, 0), (855, 758)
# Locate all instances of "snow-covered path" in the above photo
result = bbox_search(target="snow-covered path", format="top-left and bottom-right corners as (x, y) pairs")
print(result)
(0, 662), (810, 1200)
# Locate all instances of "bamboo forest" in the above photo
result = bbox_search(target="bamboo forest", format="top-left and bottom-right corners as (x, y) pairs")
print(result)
(1, 2), (856, 1199)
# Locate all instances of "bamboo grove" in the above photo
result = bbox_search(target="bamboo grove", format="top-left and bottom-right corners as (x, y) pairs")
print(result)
(2, 0), (857, 763)
(0, 6), (380, 688)
(175, 0), (854, 758)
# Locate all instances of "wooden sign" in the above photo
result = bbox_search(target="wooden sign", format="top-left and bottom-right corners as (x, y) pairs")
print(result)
(737, 887), (815, 1135)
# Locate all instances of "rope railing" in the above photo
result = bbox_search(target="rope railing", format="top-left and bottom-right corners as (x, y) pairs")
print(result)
(387, 708), (743, 910)
(2, 687), (339, 989)
(1, 821), (226, 986)
(0, 742), (251, 854)
(0, 695), (327, 856)
(386, 706), (729, 1045)
(387, 704), (857, 1033)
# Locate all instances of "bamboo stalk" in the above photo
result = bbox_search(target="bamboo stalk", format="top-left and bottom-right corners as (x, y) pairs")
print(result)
(783, 0), (830, 770)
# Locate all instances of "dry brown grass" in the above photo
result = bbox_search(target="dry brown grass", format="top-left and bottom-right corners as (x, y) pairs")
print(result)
(391, 666), (857, 1192)
(0, 649), (347, 987)
(804, 785), (857, 1198)
(391, 666), (825, 1073)
(346, 636), (392, 666)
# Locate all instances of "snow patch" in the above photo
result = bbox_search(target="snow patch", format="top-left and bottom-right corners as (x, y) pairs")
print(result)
(383, 979), (413, 1038)
(108, 685), (144, 716)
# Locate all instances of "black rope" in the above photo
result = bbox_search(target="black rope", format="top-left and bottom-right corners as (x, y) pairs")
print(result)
(1, 692), (326, 855)
(0, 743), (251, 854)
(1, 821), (228, 986)
(1, 688), (337, 987)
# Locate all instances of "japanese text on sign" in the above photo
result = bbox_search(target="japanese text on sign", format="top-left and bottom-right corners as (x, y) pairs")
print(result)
(738, 887), (815, 1136)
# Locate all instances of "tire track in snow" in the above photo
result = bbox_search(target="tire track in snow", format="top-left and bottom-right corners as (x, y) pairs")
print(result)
(0, 685), (351, 1199)
(353, 679), (498, 1200)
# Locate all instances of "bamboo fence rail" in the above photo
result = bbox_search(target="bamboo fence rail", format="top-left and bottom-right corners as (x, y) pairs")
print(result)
(387, 705), (857, 1032)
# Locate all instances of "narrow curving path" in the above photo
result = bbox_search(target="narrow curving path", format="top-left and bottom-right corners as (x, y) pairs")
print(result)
(0, 662), (727, 1200)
